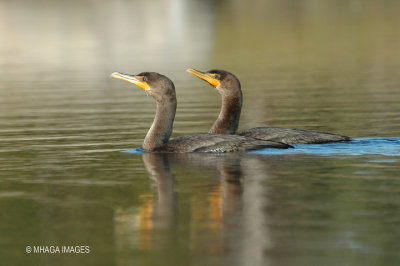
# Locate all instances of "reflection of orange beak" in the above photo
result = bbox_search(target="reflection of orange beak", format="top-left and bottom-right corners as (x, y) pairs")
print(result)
(186, 68), (221, 88)
(111, 72), (150, 91)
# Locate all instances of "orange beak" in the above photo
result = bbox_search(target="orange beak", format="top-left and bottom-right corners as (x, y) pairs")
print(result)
(111, 72), (150, 91)
(186, 68), (220, 88)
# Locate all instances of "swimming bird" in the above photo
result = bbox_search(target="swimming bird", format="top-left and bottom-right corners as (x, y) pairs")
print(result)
(186, 68), (351, 144)
(111, 71), (293, 152)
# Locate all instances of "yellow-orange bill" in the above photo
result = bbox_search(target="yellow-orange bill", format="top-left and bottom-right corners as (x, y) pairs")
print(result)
(186, 68), (220, 88)
(111, 72), (150, 91)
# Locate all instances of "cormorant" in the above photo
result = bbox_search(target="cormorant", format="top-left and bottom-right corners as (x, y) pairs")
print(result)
(111, 71), (293, 152)
(186, 68), (351, 144)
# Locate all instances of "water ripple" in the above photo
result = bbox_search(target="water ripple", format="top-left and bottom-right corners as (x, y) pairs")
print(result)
(251, 138), (400, 156)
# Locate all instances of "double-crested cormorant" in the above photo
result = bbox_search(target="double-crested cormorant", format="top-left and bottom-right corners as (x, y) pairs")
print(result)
(111, 72), (292, 152)
(186, 68), (351, 144)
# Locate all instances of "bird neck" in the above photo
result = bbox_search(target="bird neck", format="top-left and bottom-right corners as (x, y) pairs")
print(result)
(143, 98), (177, 151)
(209, 90), (242, 134)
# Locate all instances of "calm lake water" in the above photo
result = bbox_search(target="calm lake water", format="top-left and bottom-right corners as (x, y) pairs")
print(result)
(1, 0), (400, 265)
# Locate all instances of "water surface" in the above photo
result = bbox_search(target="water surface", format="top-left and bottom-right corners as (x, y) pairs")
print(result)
(1, 1), (400, 265)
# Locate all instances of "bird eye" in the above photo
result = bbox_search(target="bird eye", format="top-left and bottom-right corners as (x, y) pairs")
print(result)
(142, 76), (147, 82)
(214, 74), (220, 79)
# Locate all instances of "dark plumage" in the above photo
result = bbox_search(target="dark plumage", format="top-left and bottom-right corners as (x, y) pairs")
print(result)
(111, 71), (293, 153)
(186, 68), (351, 145)
(238, 127), (350, 144)
(159, 134), (289, 152)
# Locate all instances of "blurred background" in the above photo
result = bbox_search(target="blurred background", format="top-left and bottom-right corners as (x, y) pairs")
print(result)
(1, 1), (400, 266)
(1, 0), (400, 143)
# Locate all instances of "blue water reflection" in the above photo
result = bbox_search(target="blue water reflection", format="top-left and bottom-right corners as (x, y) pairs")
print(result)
(252, 138), (400, 157)
(123, 138), (399, 157)
(123, 147), (144, 154)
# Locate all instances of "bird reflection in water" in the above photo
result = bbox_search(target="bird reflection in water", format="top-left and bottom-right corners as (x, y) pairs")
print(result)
(114, 152), (245, 255)
(171, 153), (244, 254)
